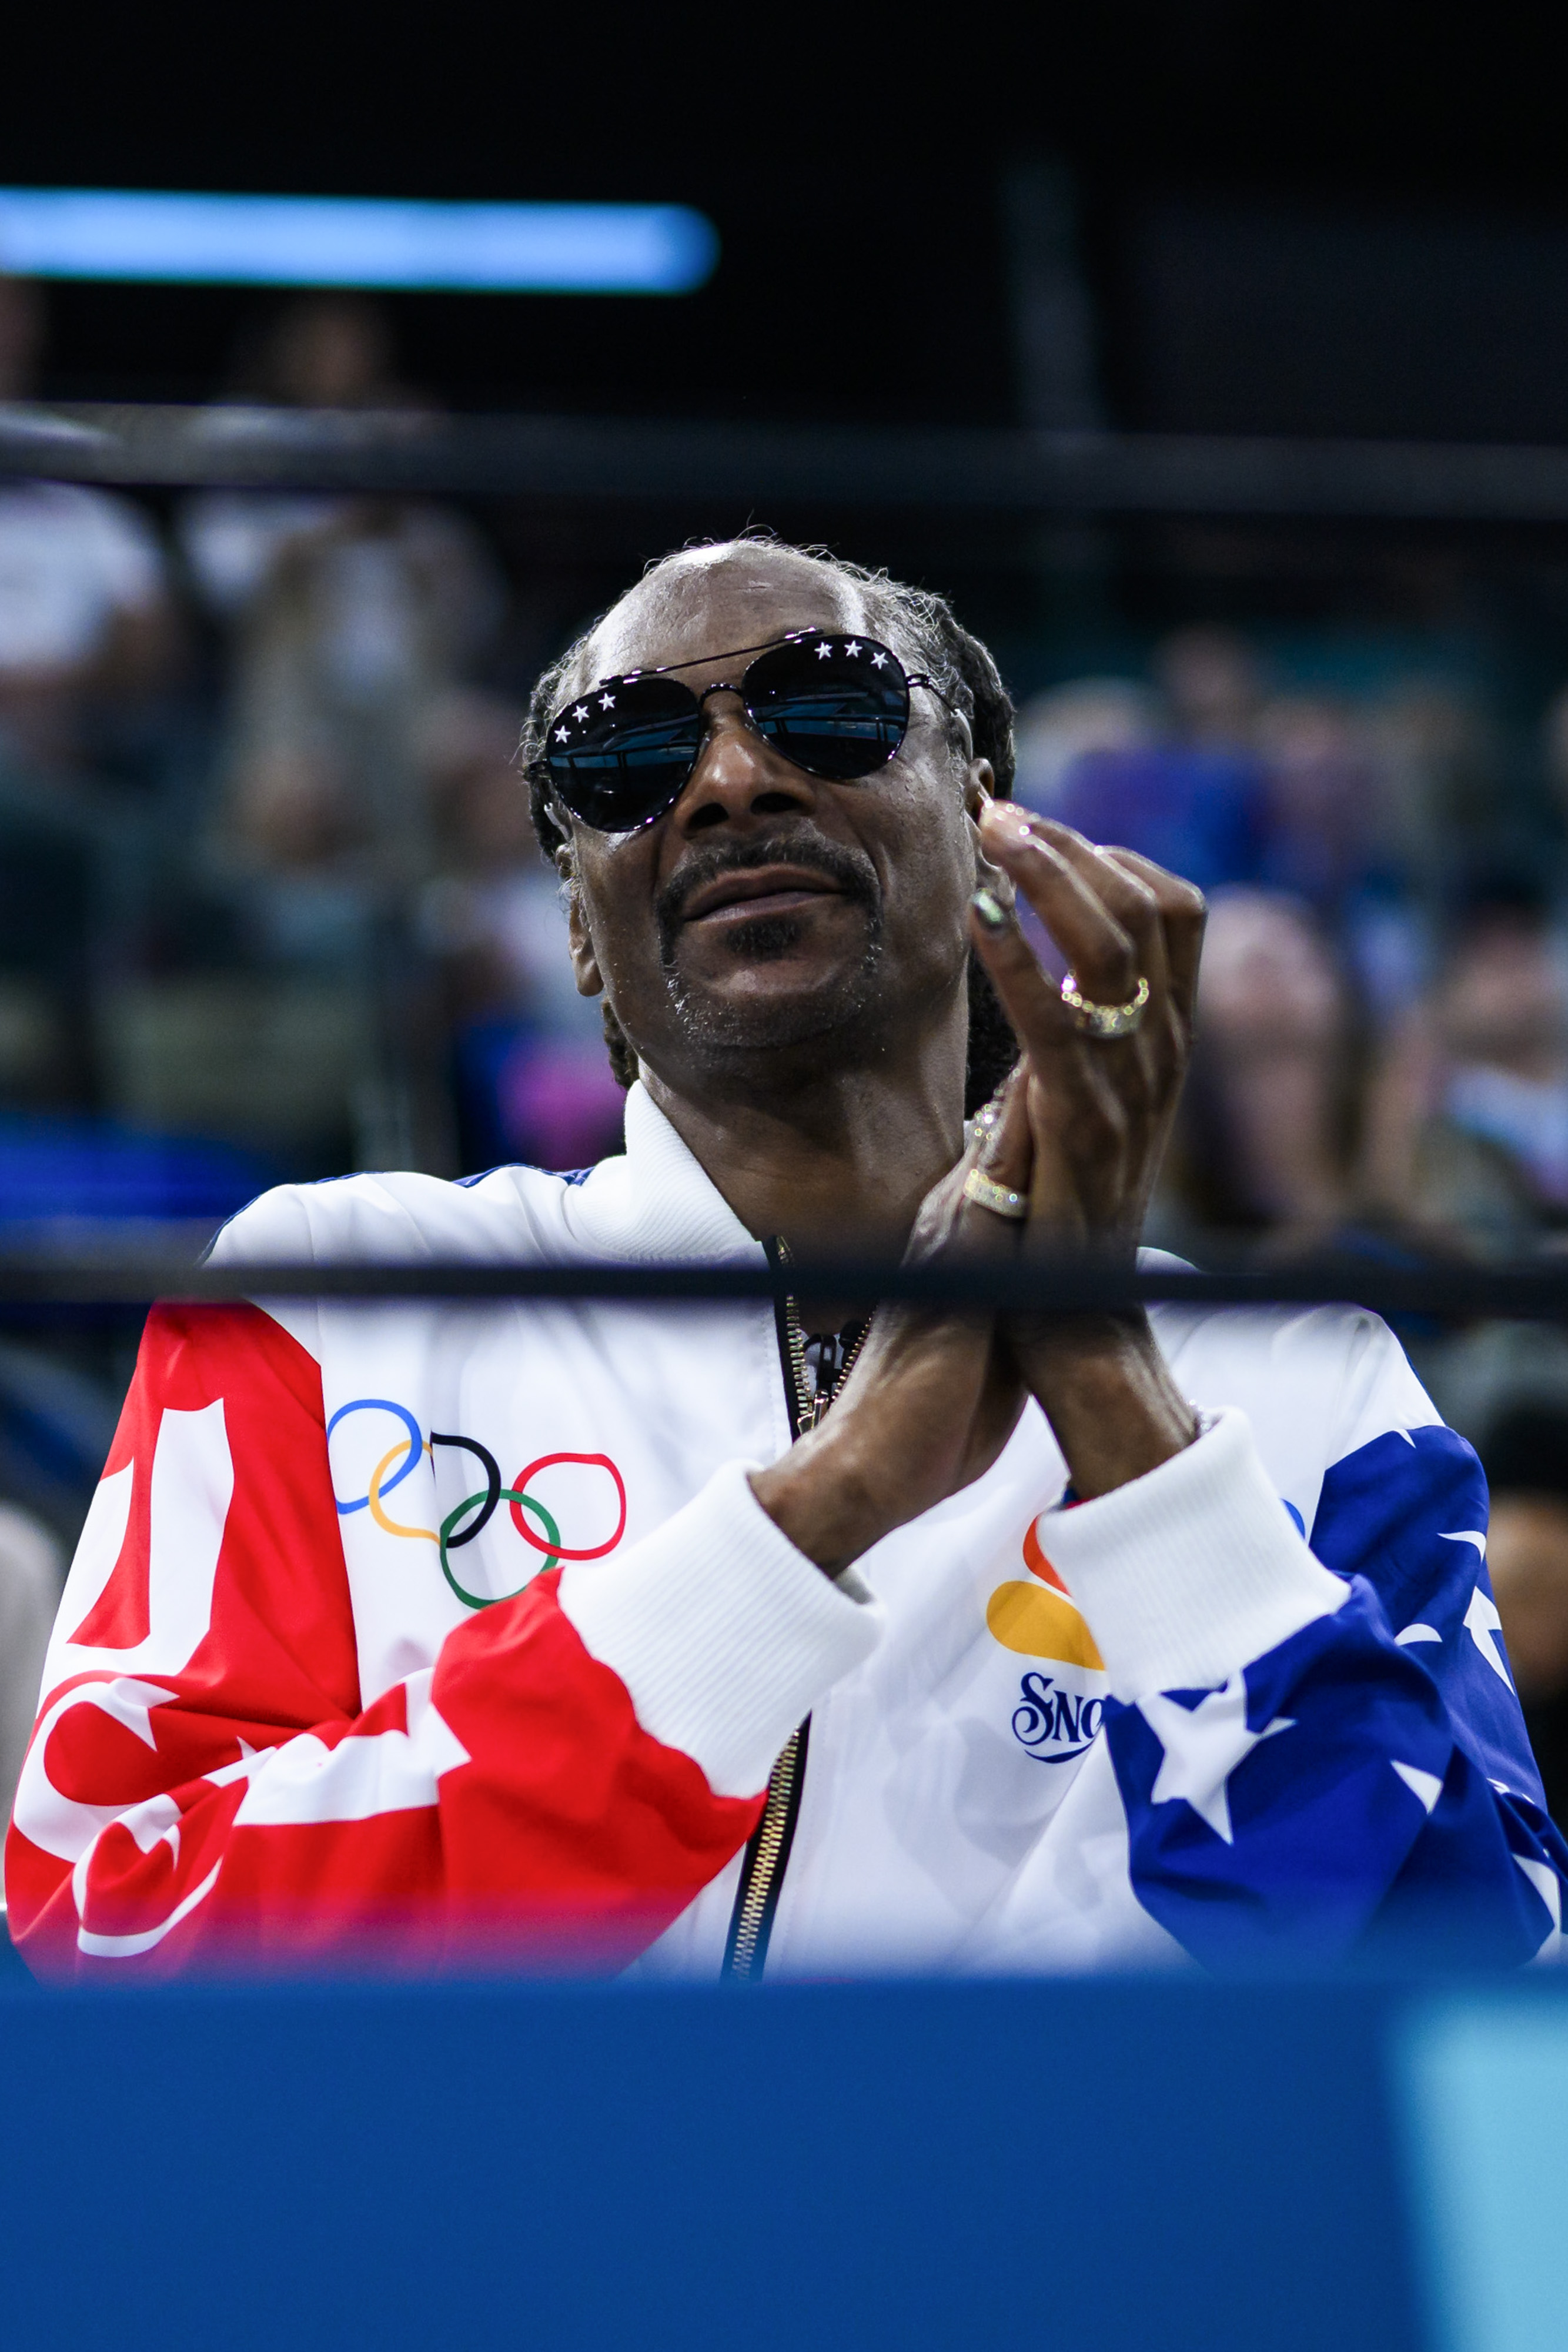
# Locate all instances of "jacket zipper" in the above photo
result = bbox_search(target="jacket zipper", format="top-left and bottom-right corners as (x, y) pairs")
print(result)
(721, 1241), (870, 1983)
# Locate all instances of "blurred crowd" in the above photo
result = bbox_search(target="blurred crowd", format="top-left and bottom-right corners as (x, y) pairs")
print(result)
(4, 277), (1568, 1826)
(1017, 627), (1568, 1262)
(1015, 629), (1568, 1821)
(0, 275), (622, 1207)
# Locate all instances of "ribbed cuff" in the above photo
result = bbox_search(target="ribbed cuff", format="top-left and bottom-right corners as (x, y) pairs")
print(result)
(556, 1461), (881, 1798)
(1041, 1406), (1348, 1703)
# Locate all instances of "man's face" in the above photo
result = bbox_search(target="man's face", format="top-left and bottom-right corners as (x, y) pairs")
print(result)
(559, 549), (987, 1098)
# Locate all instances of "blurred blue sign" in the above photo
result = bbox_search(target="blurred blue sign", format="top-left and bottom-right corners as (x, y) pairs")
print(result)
(1396, 1993), (1568, 2352)
(0, 190), (720, 293)
(0, 1112), (270, 1228)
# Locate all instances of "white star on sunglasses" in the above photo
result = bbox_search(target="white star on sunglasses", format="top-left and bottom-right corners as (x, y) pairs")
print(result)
(554, 727), (570, 742)
(870, 650), (888, 669)
(815, 642), (834, 659)
(844, 641), (861, 657)
(573, 705), (589, 722)
(599, 693), (616, 710)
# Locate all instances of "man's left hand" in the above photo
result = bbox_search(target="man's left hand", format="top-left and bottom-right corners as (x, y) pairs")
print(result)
(967, 805), (1208, 1501)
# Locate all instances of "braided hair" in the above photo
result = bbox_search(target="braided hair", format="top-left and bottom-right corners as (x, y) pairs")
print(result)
(518, 535), (1019, 1112)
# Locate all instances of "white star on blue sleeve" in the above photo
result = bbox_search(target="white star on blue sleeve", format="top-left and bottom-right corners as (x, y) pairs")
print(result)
(1463, 1582), (1514, 1689)
(1138, 1673), (1296, 1845)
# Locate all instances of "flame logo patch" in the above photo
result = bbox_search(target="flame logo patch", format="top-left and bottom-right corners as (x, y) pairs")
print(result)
(985, 1515), (1105, 1673)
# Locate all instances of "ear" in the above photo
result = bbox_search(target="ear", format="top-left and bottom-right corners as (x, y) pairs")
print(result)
(962, 759), (1011, 897)
(962, 756), (995, 820)
(964, 762), (1001, 818)
(556, 840), (604, 999)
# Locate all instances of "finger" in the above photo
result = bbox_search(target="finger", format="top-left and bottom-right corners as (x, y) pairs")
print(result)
(969, 1060), (1032, 1188)
(968, 894), (1130, 1187)
(952, 1064), (1034, 1256)
(1098, 847), (1207, 1027)
(978, 803), (1139, 1007)
(1017, 817), (1172, 1009)
(968, 878), (1086, 1062)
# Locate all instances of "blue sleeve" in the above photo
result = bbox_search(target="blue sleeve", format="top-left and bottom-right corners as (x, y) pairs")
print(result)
(1104, 1424), (1568, 1970)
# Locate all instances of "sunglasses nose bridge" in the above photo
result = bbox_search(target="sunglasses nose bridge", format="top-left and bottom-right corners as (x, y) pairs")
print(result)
(670, 689), (816, 827)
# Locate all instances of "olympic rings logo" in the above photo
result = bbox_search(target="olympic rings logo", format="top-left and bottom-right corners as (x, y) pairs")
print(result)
(326, 1398), (626, 1612)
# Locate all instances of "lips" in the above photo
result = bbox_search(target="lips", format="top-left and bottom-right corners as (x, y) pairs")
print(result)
(680, 867), (845, 924)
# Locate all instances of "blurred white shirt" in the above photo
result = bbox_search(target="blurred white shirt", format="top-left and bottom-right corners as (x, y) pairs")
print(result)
(0, 482), (166, 673)
(0, 1501), (61, 1822)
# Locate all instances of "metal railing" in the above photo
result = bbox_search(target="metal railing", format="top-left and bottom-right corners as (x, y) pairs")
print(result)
(0, 1244), (1563, 1321)
(8, 401), (1568, 521)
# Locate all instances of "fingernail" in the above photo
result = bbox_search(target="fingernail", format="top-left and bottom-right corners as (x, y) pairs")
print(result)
(971, 886), (1012, 933)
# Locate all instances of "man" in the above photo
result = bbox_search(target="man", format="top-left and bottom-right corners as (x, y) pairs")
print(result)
(7, 539), (1562, 1977)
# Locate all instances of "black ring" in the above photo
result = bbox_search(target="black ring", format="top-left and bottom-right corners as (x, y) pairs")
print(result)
(430, 1431), (502, 1548)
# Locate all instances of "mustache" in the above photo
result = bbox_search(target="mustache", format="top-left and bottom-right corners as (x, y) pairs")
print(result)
(655, 831), (881, 958)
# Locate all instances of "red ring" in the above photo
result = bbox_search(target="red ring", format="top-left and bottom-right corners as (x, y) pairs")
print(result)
(509, 1452), (627, 1559)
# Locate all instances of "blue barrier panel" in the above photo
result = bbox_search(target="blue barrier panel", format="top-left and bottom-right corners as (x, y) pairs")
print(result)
(0, 1973), (1431, 2352)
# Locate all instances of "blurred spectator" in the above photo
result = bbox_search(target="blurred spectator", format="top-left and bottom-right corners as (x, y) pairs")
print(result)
(1159, 625), (1260, 744)
(1255, 693), (1384, 913)
(216, 500), (503, 880)
(1011, 677), (1157, 813)
(1049, 627), (1268, 893)
(1361, 886), (1568, 1244)
(1255, 687), (1432, 1034)
(178, 295), (424, 621)
(417, 690), (625, 1172)
(0, 1501), (62, 1820)
(1481, 1403), (1568, 1826)
(1369, 680), (1499, 903)
(235, 293), (403, 410)
(0, 276), (177, 768)
(178, 299), (503, 887)
(1161, 888), (1359, 1247)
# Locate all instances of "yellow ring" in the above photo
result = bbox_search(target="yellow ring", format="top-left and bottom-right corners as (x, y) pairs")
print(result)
(963, 1167), (1029, 1221)
(1059, 971), (1150, 1040)
(367, 1441), (437, 1543)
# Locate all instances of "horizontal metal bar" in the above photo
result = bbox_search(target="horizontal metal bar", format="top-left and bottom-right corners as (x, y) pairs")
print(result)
(9, 403), (1568, 522)
(0, 1252), (1565, 1320)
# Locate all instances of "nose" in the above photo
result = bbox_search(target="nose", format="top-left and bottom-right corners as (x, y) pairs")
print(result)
(670, 690), (815, 836)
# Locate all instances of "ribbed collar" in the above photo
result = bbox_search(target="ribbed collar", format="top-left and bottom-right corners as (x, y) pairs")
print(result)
(564, 1082), (768, 1267)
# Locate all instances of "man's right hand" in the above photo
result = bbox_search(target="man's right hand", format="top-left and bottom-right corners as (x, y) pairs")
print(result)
(749, 1080), (1032, 1576)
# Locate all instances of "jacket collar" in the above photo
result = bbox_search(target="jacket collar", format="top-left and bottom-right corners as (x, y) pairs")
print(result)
(566, 1081), (767, 1267)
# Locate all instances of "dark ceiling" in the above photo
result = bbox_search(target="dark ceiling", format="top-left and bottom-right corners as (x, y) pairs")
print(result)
(8, 2), (1568, 435)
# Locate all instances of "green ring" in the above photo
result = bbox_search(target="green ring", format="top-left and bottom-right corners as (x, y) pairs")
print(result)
(439, 1488), (561, 1611)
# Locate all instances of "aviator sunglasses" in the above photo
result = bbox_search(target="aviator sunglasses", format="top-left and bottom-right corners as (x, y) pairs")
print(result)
(541, 629), (959, 832)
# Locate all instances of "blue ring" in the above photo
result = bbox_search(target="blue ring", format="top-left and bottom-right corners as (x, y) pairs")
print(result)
(327, 1398), (423, 1515)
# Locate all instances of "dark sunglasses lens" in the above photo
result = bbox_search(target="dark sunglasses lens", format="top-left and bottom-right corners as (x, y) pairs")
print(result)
(544, 676), (702, 828)
(746, 637), (911, 780)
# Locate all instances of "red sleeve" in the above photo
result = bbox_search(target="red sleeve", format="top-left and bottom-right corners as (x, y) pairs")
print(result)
(5, 1303), (763, 1979)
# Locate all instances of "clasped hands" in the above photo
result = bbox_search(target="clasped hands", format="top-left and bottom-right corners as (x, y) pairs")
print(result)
(752, 804), (1208, 1579)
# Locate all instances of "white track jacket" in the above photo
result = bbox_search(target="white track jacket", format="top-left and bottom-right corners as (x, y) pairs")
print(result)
(7, 1083), (1564, 1978)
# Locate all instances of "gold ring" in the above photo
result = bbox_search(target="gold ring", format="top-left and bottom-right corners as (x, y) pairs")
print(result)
(1059, 971), (1150, 1040)
(962, 1167), (1028, 1221)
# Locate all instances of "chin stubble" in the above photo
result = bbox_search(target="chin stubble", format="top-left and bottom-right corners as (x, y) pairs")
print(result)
(654, 831), (885, 1054)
